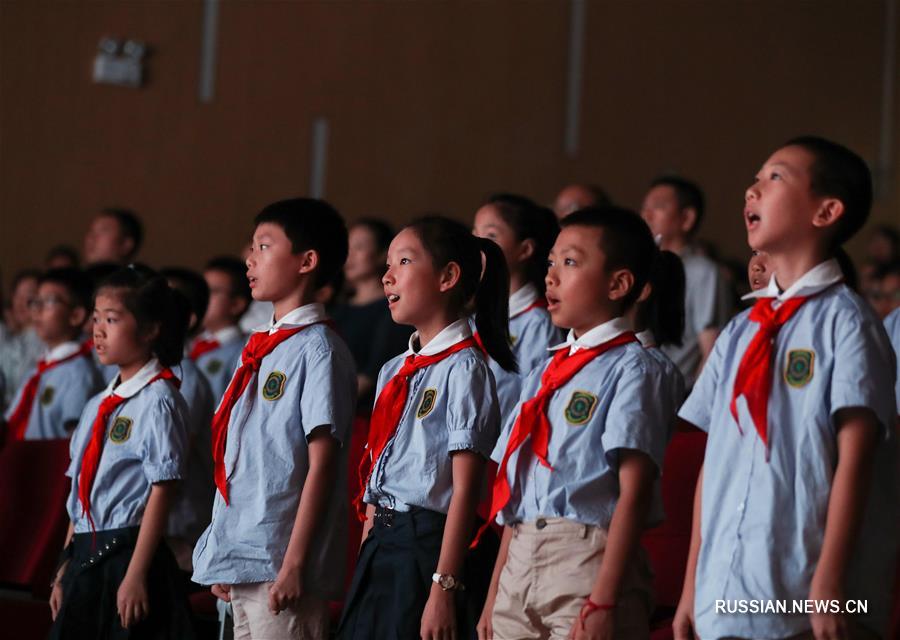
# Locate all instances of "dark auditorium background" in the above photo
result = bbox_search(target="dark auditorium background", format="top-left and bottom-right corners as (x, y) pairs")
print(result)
(1, 0), (897, 282)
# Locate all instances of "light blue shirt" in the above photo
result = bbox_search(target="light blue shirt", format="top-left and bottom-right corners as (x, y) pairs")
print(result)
(66, 358), (190, 533)
(365, 319), (501, 513)
(193, 326), (246, 403)
(661, 247), (732, 389)
(192, 303), (357, 598)
(885, 306), (900, 411)
(679, 260), (898, 638)
(167, 357), (216, 544)
(492, 318), (671, 528)
(4, 341), (104, 440)
(637, 330), (686, 524)
(489, 284), (564, 422)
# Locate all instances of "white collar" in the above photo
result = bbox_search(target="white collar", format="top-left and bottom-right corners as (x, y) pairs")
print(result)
(742, 259), (842, 303)
(635, 330), (656, 348)
(509, 283), (540, 318)
(256, 303), (327, 335)
(198, 325), (243, 344)
(104, 358), (165, 399)
(549, 317), (632, 355)
(45, 340), (82, 363)
(406, 318), (472, 356)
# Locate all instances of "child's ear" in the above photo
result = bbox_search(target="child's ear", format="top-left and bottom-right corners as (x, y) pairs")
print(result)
(607, 268), (635, 302)
(296, 249), (319, 275)
(680, 207), (698, 235)
(68, 305), (87, 330)
(812, 197), (845, 230)
(438, 261), (462, 292)
(636, 281), (652, 304)
(516, 239), (536, 264)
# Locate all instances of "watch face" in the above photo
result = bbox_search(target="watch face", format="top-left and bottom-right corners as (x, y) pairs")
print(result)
(439, 575), (455, 590)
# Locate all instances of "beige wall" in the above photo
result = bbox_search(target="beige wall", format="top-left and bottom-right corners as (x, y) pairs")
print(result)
(1, 1), (898, 291)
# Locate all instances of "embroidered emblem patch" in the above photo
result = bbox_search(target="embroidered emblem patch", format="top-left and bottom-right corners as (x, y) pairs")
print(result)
(262, 371), (287, 401)
(40, 386), (55, 406)
(417, 388), (438, 419)
(109, 417), (133, 443)
(784, 349), (814, 387)
(205, 359), (223, 375)
(564, 391), (598, 425)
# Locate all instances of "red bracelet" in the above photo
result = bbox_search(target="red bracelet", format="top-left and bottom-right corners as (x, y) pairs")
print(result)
(579, 598), (615, 630)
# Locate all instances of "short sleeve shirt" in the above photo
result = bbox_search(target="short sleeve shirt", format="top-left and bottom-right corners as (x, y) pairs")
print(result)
(679, 261), (898, 638)
(492, 319), (672, 528)
(66, 358), (190, 533)
(191, 303), (357, 599)
(364, 319), (501, 514)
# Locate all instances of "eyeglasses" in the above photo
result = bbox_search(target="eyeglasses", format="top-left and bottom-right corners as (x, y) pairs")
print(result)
(28, 296), (72, 311)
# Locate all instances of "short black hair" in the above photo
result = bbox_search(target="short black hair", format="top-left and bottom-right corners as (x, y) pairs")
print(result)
(784, 136), (873, 248)
(160, 267), (210, 335)
(649, 176), (705, 233)
(254, 198), (348, 288)
(38, 268), (93, 311)
(560, 206), (658, 309)
(205, 255), (252, 304)
(100, 207), (143, 259)
(45, 245), (80, 268)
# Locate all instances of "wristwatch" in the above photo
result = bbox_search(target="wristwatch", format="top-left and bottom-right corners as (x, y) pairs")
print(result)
(431, 572), (465, 591)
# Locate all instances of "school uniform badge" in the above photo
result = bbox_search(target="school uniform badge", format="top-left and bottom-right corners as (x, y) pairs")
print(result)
(40, 386), (55, 406)
(109, 417), (133, 443)
(784, 349), (814, 387)
(205, 359), (223, 375)
(417, 388), (438, 419)
(262, 371), (287, 401)
(564, 391), (598, 425)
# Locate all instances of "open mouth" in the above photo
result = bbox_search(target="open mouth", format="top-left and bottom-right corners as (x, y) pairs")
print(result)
(386, 293), (400, 305)
(248, 275), (259, 288)
(745, 210), (761, 228)
(546, 295), (560, 311)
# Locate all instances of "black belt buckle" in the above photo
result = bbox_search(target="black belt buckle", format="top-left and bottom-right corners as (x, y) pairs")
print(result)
(374, 508), (394, 528)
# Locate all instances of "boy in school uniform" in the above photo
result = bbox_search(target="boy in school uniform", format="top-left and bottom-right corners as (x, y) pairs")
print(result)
(641, 176), (732, 388)
(192, 198), (356, 640)
(190, 256), (252, 401)
(673, 137), (898, 640)
(3, 268), (102, 440)
(479, 207), (673, 640)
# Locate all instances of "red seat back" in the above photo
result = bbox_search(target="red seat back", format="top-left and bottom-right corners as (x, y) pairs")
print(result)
(642, 429), (707, 609)
(0, 439), (71, 597)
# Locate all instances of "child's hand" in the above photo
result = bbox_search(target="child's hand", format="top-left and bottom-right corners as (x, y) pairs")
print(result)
(116, 573), (149, 629)
(476, 598), (494, 640)
(672, 592), (698, 640)
(569, 607), (613, 640)
(268, 564), (303, 614)
(809, 579), (848, 640)
(49, 581), (64, 621)
(211, 583), (232, 602)
(420, 585), (456, 640)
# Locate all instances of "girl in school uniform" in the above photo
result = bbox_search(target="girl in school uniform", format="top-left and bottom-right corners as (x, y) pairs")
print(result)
(48, 265), (195, 640)
(338, 216), (516, 640)
(472, 194), (563, 418)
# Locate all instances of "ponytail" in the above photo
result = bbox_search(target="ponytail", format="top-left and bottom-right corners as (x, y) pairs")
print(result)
(833, 247), (859, 292)
(406, 216), (517, 373)
(473, 237), (517, 373)
(98, 264), (190, 368)
(638, 250), (685, 348)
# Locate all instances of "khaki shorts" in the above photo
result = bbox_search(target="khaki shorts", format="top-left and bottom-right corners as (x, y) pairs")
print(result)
(230, 582), (329, 640)
(492, 517), (654, 640)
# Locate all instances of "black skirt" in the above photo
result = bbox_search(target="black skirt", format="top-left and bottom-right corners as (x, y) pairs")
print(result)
(337, 507), (500, 640)
(49, 527), (196, 640)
